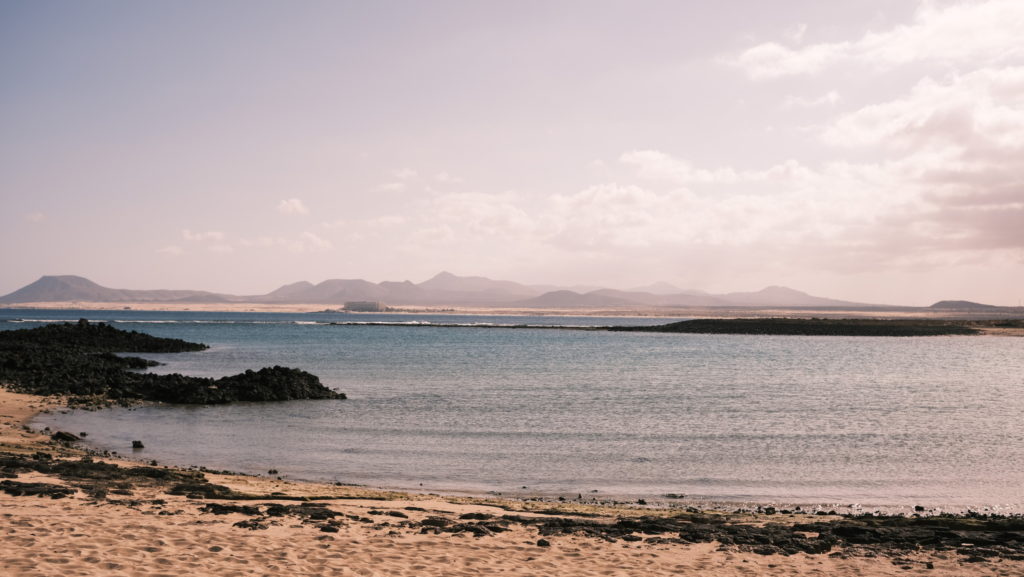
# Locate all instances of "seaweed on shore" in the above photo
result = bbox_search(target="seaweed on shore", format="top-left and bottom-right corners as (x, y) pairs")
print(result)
(496, 512), (1024, 559)
(0, 319), (345, 403)
(4, 450), (1023, 561)
(609, 318), (982, 336)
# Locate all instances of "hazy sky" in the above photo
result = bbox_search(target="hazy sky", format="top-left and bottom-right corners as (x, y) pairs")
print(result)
(3, 0), (1022, 305)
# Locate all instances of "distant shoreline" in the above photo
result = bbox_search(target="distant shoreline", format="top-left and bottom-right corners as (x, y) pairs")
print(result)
(609, 317), (1024, 337)
(4, 300), (1024, 321)
(3, 302), (1023, 337)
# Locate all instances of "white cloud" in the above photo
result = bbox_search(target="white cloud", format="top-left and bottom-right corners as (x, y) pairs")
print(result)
(239, 236), (277, 248)
(620, 150), (740, 184)
(182, 229), (226, 242)
(25, 212), (45, 223)
(612, 48), (1024, 270)
(733, 0), (1024, 78)
(412, 224), (457, 245)
(277, 198), (309, 215)
(545, 184), (682, 248)
(824, 67), (1024, 149)
(324, 216), (407, 232)
(620, 150), (814, 185)
(857, 0), (1024, 68)
(307, 141), (1019, 289)
(734, 41), (848, 79)
(299, 231), (333, 251)
(817, 67), (1024, 257)
(239, 232), (332, 253)
(424, 192), (534, 239)
(379, 168), (453, 191)
(607, 142), (1020, 272)
(784, 90), (840, 108)
(369, 215), (408, 227)
(158, 245), (184, 256)
(434, 171), (464, 184)
(719, 3), (1024, 276)
(540, 176), (870, 252)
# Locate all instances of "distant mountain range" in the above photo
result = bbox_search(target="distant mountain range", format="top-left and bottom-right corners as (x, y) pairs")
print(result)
(0, 272), (882, 309)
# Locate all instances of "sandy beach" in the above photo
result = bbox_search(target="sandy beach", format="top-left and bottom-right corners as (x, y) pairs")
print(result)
(3, 390), (1023, 576)
(7, 1), (1024, 574)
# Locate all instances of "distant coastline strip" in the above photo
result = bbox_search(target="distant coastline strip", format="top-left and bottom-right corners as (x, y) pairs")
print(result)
(5, 317), (1021, 336)
(606, 318), (1016, 336)
(331, 318), (1018, 336)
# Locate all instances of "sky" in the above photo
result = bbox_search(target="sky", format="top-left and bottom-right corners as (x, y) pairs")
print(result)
(2, 0), (1023, 306)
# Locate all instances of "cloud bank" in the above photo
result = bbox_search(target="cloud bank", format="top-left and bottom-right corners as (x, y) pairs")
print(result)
(734, 0), (1024, 78)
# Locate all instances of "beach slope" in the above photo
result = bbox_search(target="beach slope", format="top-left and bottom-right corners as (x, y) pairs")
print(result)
(3, 390), (1023, 577)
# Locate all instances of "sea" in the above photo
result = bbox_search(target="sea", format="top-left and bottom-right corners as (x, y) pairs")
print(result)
(5, 308), (1023, 514)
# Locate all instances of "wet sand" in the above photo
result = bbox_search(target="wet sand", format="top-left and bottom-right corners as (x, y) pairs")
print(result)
(3, 389), (1023, 576)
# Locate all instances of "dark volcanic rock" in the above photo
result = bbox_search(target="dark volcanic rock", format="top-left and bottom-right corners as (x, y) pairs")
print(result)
(192, 366), (344, 403)
(135, 366), (345, 404)
(205, 502), (347, 532)
(0, 480), (77, 498)
(167, 482), (242, 500)
(5, 446), (1024, 561)
(0, 452), (232, 504)
(233, 519), (269, 530)
(201, 503), (262, 516)
(420, 516), (453, 527)
(609, 318), (980, 337)
(498, 512), (1024, 559)
(0, 318), (206, 354)
(51, 431), (81, 443)
(263, 503), (340, 520)
(0, 320), (345, 403)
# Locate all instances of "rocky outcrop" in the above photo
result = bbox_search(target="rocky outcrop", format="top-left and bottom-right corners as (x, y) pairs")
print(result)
(498, 512), (1024, 559)
(0, 320), (345, 403)
(142, 366), (345, 404)
(610, 318), (981, 336)
(0, 479), (77, 499)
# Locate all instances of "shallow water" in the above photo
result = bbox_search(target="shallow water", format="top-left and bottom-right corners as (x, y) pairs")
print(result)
(9, 309), (1024, 512)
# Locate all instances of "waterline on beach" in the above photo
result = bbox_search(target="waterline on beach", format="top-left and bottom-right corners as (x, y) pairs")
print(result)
(16, 309), (1024, 513)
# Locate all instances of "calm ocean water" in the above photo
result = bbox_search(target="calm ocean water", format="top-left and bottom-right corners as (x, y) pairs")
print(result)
(6, 309), (1023, 512)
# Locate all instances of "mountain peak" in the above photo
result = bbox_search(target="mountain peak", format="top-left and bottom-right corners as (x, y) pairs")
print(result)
(38, 275), (101, 286)
(413, 272), (543, 301)
(0, 275), (106, 302)
(421, 271), (460, 284)
(756, 286), (806, 296)
(264, 280), (315, 299)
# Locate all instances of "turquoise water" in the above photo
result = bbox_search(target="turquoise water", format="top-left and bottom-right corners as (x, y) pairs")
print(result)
(7, 309), (1023, 512)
